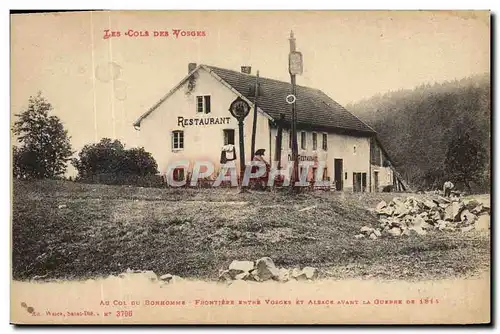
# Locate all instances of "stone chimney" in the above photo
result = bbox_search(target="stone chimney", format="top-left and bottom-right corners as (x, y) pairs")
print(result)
(188, 63), (197, 74)
(241, 66), (252, 74)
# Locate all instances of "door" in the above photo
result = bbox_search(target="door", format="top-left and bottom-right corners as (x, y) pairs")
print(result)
(334, 159), (343, 191)
(374, 171), (379, 192)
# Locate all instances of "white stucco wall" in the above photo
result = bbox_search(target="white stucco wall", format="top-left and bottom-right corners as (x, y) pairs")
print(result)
(137, 68), (270, 179)
(269, 128), (371, 191)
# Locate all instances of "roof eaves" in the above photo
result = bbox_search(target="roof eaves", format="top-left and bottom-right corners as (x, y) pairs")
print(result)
(133, 64), (203, 128)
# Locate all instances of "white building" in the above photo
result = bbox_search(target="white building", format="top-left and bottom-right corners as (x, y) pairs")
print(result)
(133, 63), (404, 192)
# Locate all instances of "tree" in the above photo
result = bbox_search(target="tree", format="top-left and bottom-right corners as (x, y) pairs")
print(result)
(72, 138), (158, 178)
(122, 148), (158, 176)
(12, 92), (73, 179)
(444, 132), (487, 192)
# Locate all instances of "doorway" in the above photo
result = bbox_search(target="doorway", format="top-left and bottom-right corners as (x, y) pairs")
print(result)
(373, 171), (379, 192)
(353, 172), (367, 192)
(334, 159), (343, 191)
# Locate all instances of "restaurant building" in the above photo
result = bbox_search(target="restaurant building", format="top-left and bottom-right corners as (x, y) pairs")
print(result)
(133, 63), (405, 192)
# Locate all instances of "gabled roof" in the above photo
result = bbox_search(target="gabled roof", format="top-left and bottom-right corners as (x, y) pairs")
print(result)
(134, 64), (376, 136)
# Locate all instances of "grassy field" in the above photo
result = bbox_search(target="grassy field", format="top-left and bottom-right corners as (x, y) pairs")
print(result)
(11, 180), (490, 281)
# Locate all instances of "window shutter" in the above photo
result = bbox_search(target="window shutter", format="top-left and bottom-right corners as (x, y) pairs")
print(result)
(204, 96), (211, 114)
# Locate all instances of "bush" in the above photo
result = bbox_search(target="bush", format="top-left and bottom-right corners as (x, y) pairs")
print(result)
(72, 138), (158, 179)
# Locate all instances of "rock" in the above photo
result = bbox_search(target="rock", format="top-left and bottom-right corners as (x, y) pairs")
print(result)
(436, 220), (447, 231)
(277, 268), (290, 282)
(430, 210), (442, 221)
(159, 274), (173, 282)
(380, 206), (395, 216)
(423, 200), (437, 209)
(58, 204), (67, 209)
(401, 229), (411, 236)
(409, 226), (426, 235)
(387, 227), (402, 237)
(471, 204), (483, 214)
(464, 199), (480, 211)
(302, 267), (319, 280)
(291, 268), (302, 279)
(234, 272), (249, 280)
(375, 200), (387, 212)
(369, 233), (377, 240)
(218, 270), (233, 282)
(373, 229), (382, 237)
(444, 201), (464, 222)
(228, 260), (254, 276)
(360, 226), (374, 234)
(354, 234), (365, 239)
(437, 196), (451, 204)
(389, 217), (403, 227)
(119, 270), (158, 282)
(475, 214), (490, 231)
(254, 257), (280, 281)
(460, 210), (476, 224)
(461, 225), (475, 232)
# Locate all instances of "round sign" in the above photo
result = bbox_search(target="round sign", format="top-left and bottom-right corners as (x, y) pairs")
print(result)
(229, 97), (250, 120)
(286, 94), (296, 104)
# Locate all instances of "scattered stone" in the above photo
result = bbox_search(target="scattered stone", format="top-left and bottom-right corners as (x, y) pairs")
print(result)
(423, 200), (437, 209)
(277, 268), (290, 282)
(373, 229), (382, 237)
(360, 226), (373, 234)
(291, 268), (302, 279)
(218, 270), (233, 282)
(464, 199), (480, 211)
(234, 272), (249, 280)
(460, 210), (476, 224)
(354, 234), (365, 239)
(369, 233), (377, 240)
(159, 274), (173, 282)
(409, 226), (426, 235)
(298, 205), (317, 212)
(471, 204), (483, 214)
(58, 204), (67, 209)
(302, 267), (319, 280)
(255, 257), (280, 281)
(376, 201), (387, 212)
(228, 260), (254, 276)
(387, 227), (402, 237)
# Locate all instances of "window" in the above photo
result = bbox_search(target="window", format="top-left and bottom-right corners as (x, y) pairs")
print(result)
(173, 168), (185, 182)
(323, 167), (329, 181)
(322, 133), (328, 151)
(223, 129), (235, 145)
(196, 95), (211, 114)
(300, 131), (306, 150)
(312, 132), (317, 151)
(172, 130), (184, 150)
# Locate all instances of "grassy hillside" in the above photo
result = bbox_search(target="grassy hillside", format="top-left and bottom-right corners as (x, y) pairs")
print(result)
(346, 74), (490, 191)
(12, 180), (490, 281)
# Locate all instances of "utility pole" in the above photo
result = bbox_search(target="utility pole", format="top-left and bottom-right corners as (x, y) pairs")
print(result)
(288, 30), (303, 190)
(250, 71), (260, 161)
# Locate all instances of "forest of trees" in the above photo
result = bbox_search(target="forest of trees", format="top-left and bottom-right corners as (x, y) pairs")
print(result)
(346, 74), (490, 193)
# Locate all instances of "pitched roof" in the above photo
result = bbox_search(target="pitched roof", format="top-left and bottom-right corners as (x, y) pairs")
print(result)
(134, 64), (376, 136)
(204, 65), (376, 136)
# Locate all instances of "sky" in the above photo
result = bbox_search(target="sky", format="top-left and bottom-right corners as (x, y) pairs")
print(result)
(10, 10), (490, 157)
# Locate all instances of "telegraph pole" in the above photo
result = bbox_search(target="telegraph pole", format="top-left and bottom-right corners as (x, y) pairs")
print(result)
(288, 31), (303, 190)
(250, 71), (260, 161)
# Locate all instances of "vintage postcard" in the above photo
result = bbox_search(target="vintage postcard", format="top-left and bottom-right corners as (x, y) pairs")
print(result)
(10, 10), (491, 324)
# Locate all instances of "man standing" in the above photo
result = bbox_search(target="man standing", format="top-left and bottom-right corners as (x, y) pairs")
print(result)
(443, 180), (454, 197)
